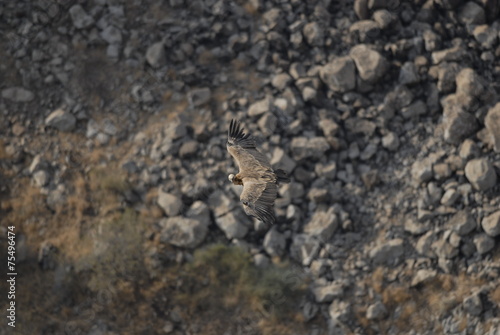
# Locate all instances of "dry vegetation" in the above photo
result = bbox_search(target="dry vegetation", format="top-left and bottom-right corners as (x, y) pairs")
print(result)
(359, 267), (488, 333)
(0, 124), (320, 334)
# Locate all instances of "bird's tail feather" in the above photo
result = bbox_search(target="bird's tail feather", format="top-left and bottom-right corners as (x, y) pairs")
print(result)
(275, 169), (290, 183)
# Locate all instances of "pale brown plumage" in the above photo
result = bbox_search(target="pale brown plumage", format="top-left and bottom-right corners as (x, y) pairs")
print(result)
(226, 119), (290, 224)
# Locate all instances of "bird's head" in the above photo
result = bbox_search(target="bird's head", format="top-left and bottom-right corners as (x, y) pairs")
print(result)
(228, 174), (235, 182)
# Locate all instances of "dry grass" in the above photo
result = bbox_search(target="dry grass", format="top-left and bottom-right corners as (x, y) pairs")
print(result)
(363, 271), (487, 333)
(490, 285), (500, 305)
(2, 179), (51, 229)
(88, 166), (130, 215)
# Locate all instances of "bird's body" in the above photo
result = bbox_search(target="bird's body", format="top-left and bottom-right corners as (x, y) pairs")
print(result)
(226, 119), (290, 224)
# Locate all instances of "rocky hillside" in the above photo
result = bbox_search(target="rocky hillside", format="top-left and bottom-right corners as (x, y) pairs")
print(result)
(2, 0), (500, 334)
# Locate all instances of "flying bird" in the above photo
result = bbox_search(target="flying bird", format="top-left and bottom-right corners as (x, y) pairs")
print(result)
(226, 119), (290, 224)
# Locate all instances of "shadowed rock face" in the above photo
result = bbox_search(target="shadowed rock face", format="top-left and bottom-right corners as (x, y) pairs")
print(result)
(3, 0), (500, 333)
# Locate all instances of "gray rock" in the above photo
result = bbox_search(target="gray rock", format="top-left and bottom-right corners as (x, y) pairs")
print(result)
(96, 133), (110, 145)
(46, 186), (66, 211)
(270, 147), (296, 173)
(401, 99), (427, 119)
(450, 210), (476, 235)
(345, 118), (377, 137)
(262, 8), (282, 30)
(102, 119), (117, 136)
(423, 29), (441, 52)
(349, 44), (388, 83)
(33, 170), (50, 187)
(442, 106), (477, 144)
(289, 62), (306, 79)
(100, 25), (122, 44)
(146, 42), (166, 68)
(432, 45), (468, 64)
(187, 87), (211, 107)
(320, 56), (356, 93)
(29, 155), (49, 174)
(369, 238), (404, 265)
(314, 162), (337, 180)
(329, 300), (352, 325)
(473, 233), (495, 254)
(2, 87), (35, 102)
(481, 211), (500, 237)
(303, 22), (324, 46)
(458, 2), (486, 25)
(485, 102), (500, 152)
(165, 120), (187, 140)
(366, 301), (388, 320)
(253, 254), (270, 268)
(473, 25), (498, 49)
(440, 188), (459, 206)
(301, 86), (317, 102)
(373, 9), (396, 29)
(121, 160), (138, 174)
(179, 140), (198, 158)
(215, 209), (250, 239)
(404, 218), (430, 235)
(463, 292), (483, 316)
(399, 61), (420, 85)
(464, 158), (497, 191)
(432, 232), (459, 259)
(302, 301), (319, 322)
(69, 5), (94, 29)
(411, 269), (437, 287)
(208, 190), (234, 217)
(248, 96), (271, 117)
(271, 73), (292, 90)
(349, 20), (380, 42)
(433, 163), (452, 180)
(459, 139), (480, 160)
(360, 142), (378, 161)
(159, 216), (208, 248)
(382, 132), (400, 151)
(434, 0), (462, 9)
(279, 182), (305, 204)
(106, 44), (120, 58)
(157, 189), (183, 216)
(263, 228), (286, 257)
(163, 321), (174, 334)
(290, 234), (320, 266)
(290, 137), (330, 160)
(354, 0), (369, 19)
(312, 282), (344, 303)
(45, 108), (76, 132)
(437, 62), (460, 93)
(257, 112), (277, 136)
(411, 158), (433, 184)
(319, 119), (340, 137)
(307, 187), (329, 203)
(384, 85), (414, 111)
(304, 207), (338, 242)
(456, 68), (488, 101)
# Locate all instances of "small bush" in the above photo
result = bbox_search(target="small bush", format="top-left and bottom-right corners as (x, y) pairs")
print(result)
(78, 209), (146, 292)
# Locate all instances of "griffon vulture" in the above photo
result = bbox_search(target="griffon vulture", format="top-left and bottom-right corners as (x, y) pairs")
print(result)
(226, 119), (290, 224)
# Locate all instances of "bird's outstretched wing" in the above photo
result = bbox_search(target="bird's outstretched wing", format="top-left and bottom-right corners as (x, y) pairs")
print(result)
(240, 180), (277, 225)
(228, 119), (255, 148)
(227, 119), (272, 170)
